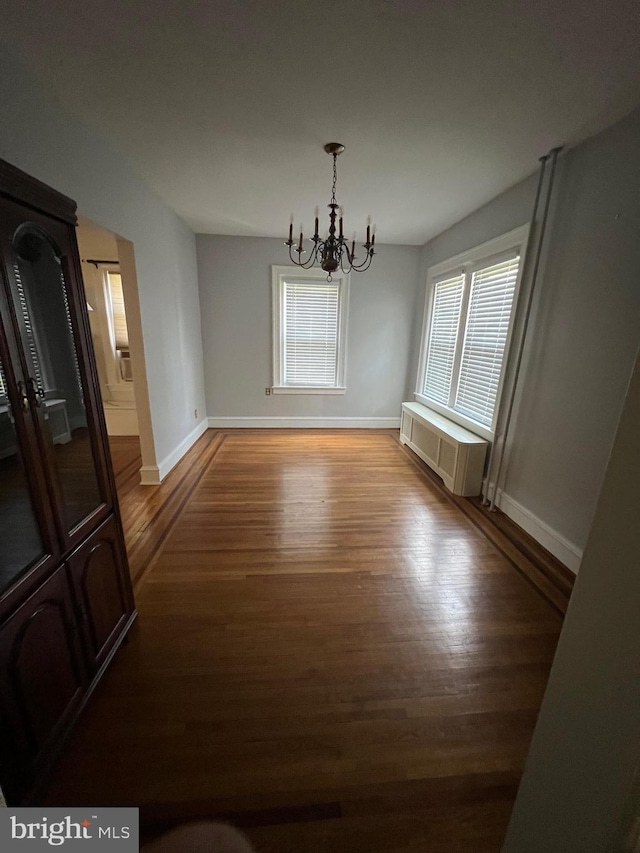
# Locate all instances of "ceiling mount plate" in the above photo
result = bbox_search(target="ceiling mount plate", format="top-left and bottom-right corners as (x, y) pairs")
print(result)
(324, 142), (345, 156)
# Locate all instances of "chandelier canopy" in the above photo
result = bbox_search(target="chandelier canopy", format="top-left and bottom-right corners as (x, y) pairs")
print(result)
(285, 143), (376, 280)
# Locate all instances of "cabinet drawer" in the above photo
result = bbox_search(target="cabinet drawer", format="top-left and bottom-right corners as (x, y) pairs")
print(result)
(67, 515), (134, 674)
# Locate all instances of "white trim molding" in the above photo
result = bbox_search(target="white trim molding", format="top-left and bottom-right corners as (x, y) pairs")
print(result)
(140, 418), (209, 485)
(207, 417), (400, 429)
(495, 489), (583, 574)
(271, 386), (346, 395)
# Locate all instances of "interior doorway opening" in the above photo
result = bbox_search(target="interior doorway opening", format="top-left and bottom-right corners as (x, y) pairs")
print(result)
(77, 216), (156, 484)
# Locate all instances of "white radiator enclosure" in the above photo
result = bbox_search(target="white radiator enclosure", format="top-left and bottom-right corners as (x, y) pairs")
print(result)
(400, 402), (488, 496)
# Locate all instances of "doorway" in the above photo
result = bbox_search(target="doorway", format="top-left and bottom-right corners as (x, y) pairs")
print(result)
(76, 216), (155, 488)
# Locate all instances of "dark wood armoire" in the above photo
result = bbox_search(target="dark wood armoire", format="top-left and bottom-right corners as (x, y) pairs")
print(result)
(0, 159), (136, 803)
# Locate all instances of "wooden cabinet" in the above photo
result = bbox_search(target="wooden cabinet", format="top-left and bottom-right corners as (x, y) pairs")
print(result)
(0, 159), (136, 803)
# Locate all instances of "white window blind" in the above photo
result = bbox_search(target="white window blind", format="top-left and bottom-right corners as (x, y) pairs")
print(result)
(107, 271), (129, 350)
(454, 256), (519, 427)
(422, 274), (464, 404)
(0, 363), (6, 398)
(283, 280), (339, 386)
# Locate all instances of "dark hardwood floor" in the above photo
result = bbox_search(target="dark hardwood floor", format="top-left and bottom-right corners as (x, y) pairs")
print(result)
(45, 431), (562, 852)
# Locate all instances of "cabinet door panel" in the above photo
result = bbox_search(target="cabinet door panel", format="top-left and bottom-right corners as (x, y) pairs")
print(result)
(0, 195), (112, 551)
(0, 567), (85, 802)
(68, 516), (133, 673)
(11, 227), (103, 529)
(0, 284), (58, 604)
(0, 353), (48, 595)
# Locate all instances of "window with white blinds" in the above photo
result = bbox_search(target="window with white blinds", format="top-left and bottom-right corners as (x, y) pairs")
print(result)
(417, 226), (528, 436)
(284, 280), (339, 386)
(0, 363), (6, 399)
(272, 267), (348, 393)
(106, 271), (129, 351)
(455, 257), (519, 426)
(422, 274), (464, 404)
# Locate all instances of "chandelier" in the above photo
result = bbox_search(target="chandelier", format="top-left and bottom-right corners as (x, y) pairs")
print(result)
(285, 143), (376, 280)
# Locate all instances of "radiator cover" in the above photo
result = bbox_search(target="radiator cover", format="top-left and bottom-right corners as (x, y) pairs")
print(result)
(400, 402), (488, 496)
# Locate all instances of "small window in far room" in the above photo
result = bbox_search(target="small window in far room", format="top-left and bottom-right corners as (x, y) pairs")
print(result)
(106, 271), (129, 352)
(105, 270), (133, 382)
(271, 266), (349, 394)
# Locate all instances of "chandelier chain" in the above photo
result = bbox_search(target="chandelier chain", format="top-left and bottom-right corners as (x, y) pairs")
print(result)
(331, 154), (338, 206)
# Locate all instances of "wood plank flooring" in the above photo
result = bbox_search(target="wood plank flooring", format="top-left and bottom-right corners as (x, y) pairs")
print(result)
(46, 431), (562, 851)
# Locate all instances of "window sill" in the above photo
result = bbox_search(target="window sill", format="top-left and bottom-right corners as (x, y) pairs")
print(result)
(272, 386), (346, 395)
(413, 393), (494, 441)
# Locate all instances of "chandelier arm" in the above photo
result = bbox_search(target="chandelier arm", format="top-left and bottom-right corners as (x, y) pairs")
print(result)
(306, 241), (325, 268)
(288, 244), (304, 266)
(350, 251), (374, 271)
(288, 241), (323, 268)
(289, 244), (312, 267)
(339, 249), (353, 275)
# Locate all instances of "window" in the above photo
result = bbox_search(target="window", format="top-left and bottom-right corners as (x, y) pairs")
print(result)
(272, 266), (349, 394)
(0, 363), (6, 399)
(416, 225), (529, 438)
(106, 271), (129, 351)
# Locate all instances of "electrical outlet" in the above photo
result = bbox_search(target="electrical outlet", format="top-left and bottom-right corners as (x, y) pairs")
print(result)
(265, 388), (271, 395)
(194, 408), (198, 419)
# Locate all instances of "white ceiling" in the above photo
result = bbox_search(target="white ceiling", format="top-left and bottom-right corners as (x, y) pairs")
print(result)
(2, 0), (640, 244)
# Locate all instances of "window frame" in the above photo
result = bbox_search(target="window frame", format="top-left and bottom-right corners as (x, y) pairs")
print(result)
(415, 224), (530, 440)
(271, 265), (349, 395)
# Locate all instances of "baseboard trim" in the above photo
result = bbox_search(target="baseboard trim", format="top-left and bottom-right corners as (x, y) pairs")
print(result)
(139, 466), (160, 486)
(496, 490), (582, 574)
(206, 417), (401, 429)
(140, 420), (209, 485)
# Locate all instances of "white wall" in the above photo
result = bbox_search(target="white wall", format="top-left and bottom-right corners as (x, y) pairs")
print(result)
(409, 106), (640, 568)
(503, 343), (640, 852)
(197, 236), (420, 426)
(0, 49), (206, 477)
